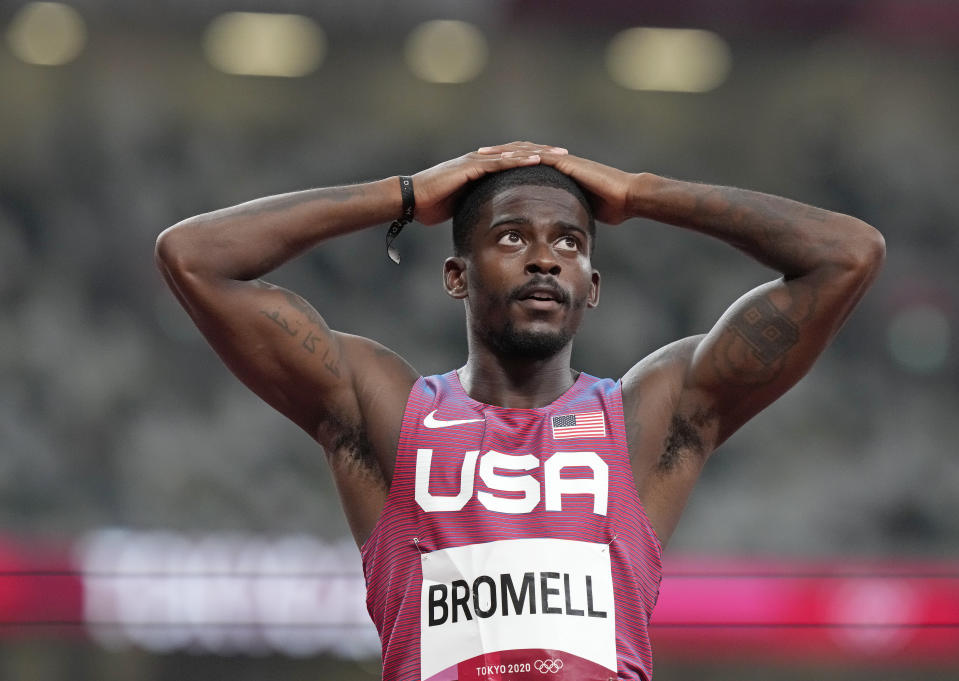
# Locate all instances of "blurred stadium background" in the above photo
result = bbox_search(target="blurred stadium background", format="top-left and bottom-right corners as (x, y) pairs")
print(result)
(1, 1), (958, 679)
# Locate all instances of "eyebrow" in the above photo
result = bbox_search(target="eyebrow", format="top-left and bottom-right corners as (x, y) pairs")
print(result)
(488, 215), (590, 238)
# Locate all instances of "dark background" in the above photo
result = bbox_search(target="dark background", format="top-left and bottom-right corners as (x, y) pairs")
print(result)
(1, 1), (957, 679)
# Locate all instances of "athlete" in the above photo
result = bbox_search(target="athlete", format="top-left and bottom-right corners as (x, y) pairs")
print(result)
(155, 141), (884, 680)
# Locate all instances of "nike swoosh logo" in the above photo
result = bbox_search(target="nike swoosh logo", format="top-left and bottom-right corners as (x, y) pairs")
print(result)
(423, 410), (485, 429)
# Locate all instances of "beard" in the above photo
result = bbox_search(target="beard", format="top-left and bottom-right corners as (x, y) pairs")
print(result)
(470, 271), (583, 360)
(480, 318), (573, 360)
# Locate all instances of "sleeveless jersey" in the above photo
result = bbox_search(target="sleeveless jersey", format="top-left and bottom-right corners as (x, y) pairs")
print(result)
(361, 371), (663, 681)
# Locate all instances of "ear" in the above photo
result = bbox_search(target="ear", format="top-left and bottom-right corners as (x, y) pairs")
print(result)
(444, 257), (468, 299)
(587, 269), (601, 308)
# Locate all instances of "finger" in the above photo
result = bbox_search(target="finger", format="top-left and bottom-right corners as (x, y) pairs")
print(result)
(479, 153), (541, 169)
(470, 149), (541, 162)
(491, 153), (540, 164)
(460, 154), (540, 183)
(477, 142), (567, 155)
(477, 144), (565, 154)
(477, 144), (525, 154)
(477, 141), (531, 153)
(510, 140), (566, 152)
(531, 150), (573, 168)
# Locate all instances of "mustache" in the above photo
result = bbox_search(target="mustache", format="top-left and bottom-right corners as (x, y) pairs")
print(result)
(508, 277), (570, 305)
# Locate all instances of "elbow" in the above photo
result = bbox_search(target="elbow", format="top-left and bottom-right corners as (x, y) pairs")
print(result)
(154, 219), (200, 277)
(854, 219), (886, 274)
(835, 217), (886, 278)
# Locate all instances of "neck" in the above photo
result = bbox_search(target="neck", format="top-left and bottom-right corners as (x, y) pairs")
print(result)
(458, 341), (578, 409)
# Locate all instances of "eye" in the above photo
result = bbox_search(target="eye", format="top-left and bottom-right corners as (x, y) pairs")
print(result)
(497, 230), (523, 246)
(554, 235), (581, 252)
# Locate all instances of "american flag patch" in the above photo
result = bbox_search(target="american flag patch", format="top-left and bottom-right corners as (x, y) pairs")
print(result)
(551, 411), (606, 439)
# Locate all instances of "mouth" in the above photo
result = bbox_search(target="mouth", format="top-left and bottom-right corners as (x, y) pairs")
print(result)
(525, 292), (560, 302)
(512, 282), (569, 309)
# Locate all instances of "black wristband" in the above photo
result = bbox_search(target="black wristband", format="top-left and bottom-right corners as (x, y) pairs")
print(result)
(386, 175), (415, 264)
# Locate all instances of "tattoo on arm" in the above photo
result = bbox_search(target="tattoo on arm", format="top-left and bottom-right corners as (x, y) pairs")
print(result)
(301, 330), (341, 378)
(730, 297), (799, 365)
(301, 329), (320, 352)
(259, 309), (299, 336)
(712, 294), (802, 385)
(283, 290), (324, 325)
(260, 289), (342, 379)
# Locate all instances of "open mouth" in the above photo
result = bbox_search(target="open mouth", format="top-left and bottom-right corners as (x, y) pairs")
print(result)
(514, 281), (568, 306)
(515, 286), (567, 309)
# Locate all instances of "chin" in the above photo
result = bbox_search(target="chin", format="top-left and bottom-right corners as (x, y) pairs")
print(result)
(485, 321), (572, 359)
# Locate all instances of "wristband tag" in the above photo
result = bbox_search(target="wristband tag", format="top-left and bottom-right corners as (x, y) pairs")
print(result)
(387, 175), (415, 264)
(386, 219), (406, 264)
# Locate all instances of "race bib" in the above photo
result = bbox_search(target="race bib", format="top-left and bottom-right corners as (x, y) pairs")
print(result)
(420, 538), (616, 681)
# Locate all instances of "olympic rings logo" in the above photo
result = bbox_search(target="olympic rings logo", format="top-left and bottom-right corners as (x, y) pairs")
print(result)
(534, 658), (564, 674)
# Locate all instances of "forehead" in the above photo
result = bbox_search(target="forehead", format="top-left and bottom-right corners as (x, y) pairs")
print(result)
(480, 184), (590, 230)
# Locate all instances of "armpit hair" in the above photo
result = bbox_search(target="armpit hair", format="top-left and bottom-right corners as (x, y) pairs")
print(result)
(318, 412), (384, 482)
(659, 409), (714, 473)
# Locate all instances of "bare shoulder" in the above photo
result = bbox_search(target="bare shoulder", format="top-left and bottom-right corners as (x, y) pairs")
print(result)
(622, 335), (702, 387)
(622, 335), (708, 468)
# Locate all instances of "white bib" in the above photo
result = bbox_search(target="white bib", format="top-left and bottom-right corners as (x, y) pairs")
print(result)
(419, 538), (616, 680)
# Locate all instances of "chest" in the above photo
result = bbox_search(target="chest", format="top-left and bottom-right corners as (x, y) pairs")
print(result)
(409, 409), (616, 518)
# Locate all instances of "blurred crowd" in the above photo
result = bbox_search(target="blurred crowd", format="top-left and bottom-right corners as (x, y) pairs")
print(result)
(2, 5), (957, 563)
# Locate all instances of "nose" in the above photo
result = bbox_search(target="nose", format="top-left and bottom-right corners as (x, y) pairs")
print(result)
(525, 241), (561, 276)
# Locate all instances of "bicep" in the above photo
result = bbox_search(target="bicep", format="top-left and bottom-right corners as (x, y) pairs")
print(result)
(165, 272), (356, 436)
(688, 266), (870, 444)
(620, 265), (874, 546)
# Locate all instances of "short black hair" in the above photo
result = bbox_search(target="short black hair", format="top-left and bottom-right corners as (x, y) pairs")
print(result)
(451, 165), (595, 256)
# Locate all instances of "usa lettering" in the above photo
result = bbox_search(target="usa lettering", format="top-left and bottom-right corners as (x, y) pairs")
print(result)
(415, 449), (608, 515)
(427, 570), (609, 626)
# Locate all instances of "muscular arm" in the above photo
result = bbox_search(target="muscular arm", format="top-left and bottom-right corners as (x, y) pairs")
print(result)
(524, 147), (884, 545)
(155, 146), (549, 544)
(621, 175), (883, 544)
(155, 179), (415, 445)
(156, 180), (427, 543)
(625, 173), (884, 442)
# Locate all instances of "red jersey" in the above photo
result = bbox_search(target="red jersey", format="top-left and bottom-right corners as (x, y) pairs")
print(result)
(361, 371), (662, 681)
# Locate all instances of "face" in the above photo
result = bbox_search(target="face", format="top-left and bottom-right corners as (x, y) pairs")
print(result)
(445, 184), (600, 359)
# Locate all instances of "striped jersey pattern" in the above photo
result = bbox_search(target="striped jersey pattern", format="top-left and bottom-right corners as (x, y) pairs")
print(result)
(360, 370), (663, 681)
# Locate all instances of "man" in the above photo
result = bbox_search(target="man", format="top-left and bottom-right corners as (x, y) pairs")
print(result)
(155, 141), (884, 680)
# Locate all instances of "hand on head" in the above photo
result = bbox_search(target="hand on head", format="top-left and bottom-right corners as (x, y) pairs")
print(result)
(413, 142), (635, 226)
(411, 142), (566, 225)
